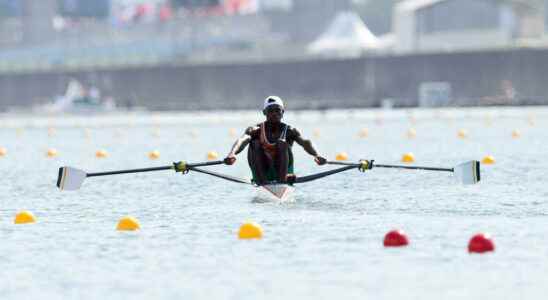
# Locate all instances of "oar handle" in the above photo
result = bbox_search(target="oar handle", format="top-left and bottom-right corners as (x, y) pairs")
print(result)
(87, 160), (225, 177)
(188, 160), (224, 168)
(327, 161), (361, 167)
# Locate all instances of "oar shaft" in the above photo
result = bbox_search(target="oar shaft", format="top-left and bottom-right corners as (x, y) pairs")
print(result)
(327, 161), (359, 166)
(189, 167), (251, 185)
(87, 161), (224, 177)
(295, 165), (357, 184)
(374, 164), (453, 172)
(87, 166), (173, 177)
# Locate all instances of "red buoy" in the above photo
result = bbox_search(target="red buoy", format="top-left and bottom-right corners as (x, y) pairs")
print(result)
(468, 233), (495, 253)
(384, 230), (409, 247)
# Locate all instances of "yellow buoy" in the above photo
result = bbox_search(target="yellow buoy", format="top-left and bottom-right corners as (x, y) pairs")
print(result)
(207, 151), (219, 161)
(457, 129), (468, 139)
(96, 149), (109, 158)
(116, 216), (140, 231)
(148, 150), (160, 160)
(358, 128), (369, 138)
(47, 148), (58, 158)
(511, 130), (521, 139)
(402, 152), (415, 163)
(335, 152), (348, 161)
(238, 222), (263, 239)
(14, 211), (36, 224)
(482, 155), (495, 165)
(0, 147), (7, 157)
(407, 128), (417, 139)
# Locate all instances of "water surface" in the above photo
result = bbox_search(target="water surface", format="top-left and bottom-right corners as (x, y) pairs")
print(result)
(0, 107), (547, 299)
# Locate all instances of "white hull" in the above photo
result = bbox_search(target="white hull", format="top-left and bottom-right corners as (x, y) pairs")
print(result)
(253, 184), (295, 203)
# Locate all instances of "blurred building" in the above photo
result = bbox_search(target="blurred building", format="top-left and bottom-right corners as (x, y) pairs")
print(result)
(264, 0), (352, 42)
(393, 0), (521, 53)
(545, 0), (548, 36)
(0, 0), (360, 74)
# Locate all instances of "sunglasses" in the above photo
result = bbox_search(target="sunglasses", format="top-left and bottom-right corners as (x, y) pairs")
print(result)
(265, 105), (283, 113)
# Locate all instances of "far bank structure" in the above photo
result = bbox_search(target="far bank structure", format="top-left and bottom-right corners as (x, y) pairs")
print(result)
(1, 0), (548, 110)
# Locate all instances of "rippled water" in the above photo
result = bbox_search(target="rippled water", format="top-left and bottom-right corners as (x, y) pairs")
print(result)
(1, 107), (547, 299)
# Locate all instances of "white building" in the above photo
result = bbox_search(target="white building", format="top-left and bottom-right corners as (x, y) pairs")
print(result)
(393, 0), (518, 53)
(307, 11), (380, 57)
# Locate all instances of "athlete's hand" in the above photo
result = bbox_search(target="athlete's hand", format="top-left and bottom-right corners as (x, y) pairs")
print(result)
(314, 155), (327, 165)
(224, 155), (236, 165)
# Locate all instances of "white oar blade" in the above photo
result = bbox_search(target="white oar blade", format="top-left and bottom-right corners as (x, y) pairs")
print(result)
(454, 161), (480, 185)
(57, 167), (87, 191)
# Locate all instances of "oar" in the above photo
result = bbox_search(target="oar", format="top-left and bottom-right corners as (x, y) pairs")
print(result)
(327, 160), (480, 185)
(57, 160), (224, 191)
(294, 165), (358, 184)
(189, 167), (252, 185)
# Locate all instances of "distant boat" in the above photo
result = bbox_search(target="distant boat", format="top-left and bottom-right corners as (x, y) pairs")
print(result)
(35, 79), (117, 114)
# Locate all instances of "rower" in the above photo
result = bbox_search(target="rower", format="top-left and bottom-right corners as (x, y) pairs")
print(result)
(224, 96), (327, 185)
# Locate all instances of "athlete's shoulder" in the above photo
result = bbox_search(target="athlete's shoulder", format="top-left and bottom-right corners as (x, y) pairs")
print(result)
(245, 125), (260, 136)
(286, 124), (301, 138)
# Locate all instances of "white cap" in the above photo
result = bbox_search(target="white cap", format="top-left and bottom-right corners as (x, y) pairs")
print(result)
(263, 96), (284, 110)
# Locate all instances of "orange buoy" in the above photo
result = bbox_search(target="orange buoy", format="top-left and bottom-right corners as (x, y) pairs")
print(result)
(468, 233), (495, 253)
(313, 129), (321, 138)
(384, 230), (409, 247)
(47, 148), (58, 158)
(14, 211), (36, 224)
(148, 150), (160, 160)
(238, 222), (263, 239)
(335, 152), (348, 161)
(358, 128), (369, 138)
(229, 128), (237, 138)
(207, 151), (219, 161)
(482, 155), (495, 165)
(401, 152), (415, 163)
(457, 129), (468, 139)
(116, 216), (140, 231)
(0, 147), (7, 157)
(96, 149), (109, 158)
(511, 130), (521, 139)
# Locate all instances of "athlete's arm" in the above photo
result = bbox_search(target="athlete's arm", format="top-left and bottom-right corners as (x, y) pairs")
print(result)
(224, 127), (257, 165)
(292, 128), (327, 165)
